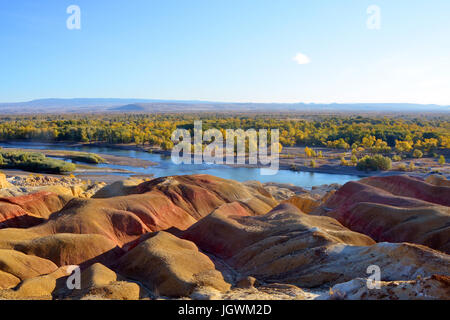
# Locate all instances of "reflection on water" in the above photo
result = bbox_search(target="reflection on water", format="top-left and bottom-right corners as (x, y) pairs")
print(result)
(0, 142), (362, 189)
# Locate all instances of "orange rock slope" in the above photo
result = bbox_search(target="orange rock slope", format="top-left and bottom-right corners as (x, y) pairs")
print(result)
(0, 173), (449, 300)
(0, 192), (70, 229)
(0, 174), (277, 257)
(181, 203), (450, 288)
(313, 175), (450, 253)
(0, 175), (277, 247)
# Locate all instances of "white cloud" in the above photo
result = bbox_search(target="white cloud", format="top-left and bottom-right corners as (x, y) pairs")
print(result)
(293, 52), (311, 65)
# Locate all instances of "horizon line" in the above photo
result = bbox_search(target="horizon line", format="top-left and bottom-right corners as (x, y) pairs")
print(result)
(1, 97), (449, 107)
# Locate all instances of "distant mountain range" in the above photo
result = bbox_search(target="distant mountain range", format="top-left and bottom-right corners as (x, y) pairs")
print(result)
(0, 98), (448, 114)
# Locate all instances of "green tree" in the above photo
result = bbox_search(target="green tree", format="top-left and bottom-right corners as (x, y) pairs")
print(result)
(161, 140), (174, 151)
(357, 154), (392, 171)
(413, 149), (423, 158)
(395, 140), (413, 153)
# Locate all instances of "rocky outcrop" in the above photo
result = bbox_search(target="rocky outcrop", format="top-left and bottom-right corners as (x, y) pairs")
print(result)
(0, 174), (107, 199)
(0, 173), (448, 300)
(251, 182), (307, 201)
(79, 263), (118, 289)
(0, 192), (70, 229)
(182, 203), (374, 261)
(25, 197), (153, 247)
(134, 175), (277, 218)
(0, 184), (106, 199)
(314, 175), (450, 253)
(0, 266), (73, 299)
(202, 283), (313, 300)
(283, 195), (321, 214)
(0, 270), (20, 290)
(426, 175), (450, 187)
(116, 231), (231, 297)
(0, 249), (58, 281)
(1, 233), (121, 267)
(9, 175), (277, 247)
(78, 182), (107, 198)
(325, 275), (450, 300)
(92, 178), (146, 198)
(0, 201), (44, 229)
(0, 173), (11, 189)
(360, 175), (450, 206)
(76, 281), (141, 300)
(0, 261), (143, 300)
(181, 203), (450, 288)
(5, 191), (69, 216)
(55, 263), (143, 300)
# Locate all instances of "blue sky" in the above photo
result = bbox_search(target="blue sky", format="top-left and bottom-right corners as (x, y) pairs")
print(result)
(1, 0), (449, 104)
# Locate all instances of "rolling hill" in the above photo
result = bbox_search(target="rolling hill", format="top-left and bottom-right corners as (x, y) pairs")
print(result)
(0, 98), (448, 114)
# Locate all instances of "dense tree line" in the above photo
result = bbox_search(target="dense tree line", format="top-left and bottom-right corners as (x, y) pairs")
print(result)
(0, 114), (448, 155)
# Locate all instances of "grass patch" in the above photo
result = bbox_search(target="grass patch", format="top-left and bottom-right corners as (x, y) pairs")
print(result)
(67, 153), (106, 164)
(0, 150), (76, 174)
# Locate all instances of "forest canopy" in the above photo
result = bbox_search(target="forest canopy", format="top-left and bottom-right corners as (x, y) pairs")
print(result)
(0, 113), (448, 155)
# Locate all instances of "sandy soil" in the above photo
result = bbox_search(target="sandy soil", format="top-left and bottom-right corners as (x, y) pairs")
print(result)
(1, 169), (155, 185)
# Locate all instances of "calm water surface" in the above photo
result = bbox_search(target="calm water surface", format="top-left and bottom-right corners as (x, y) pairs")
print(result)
(1, 142), (362, 189)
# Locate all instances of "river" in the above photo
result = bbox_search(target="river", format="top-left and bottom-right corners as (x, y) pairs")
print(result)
(0, 142), (362, 189)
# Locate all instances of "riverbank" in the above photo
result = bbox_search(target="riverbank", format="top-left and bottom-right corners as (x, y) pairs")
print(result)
(69, 142), (440, 177)
(81, 142), (450, 177)
(0, 146), (157, 168)
(2, 141), (448, 188)
(0, 169), (155, 185)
